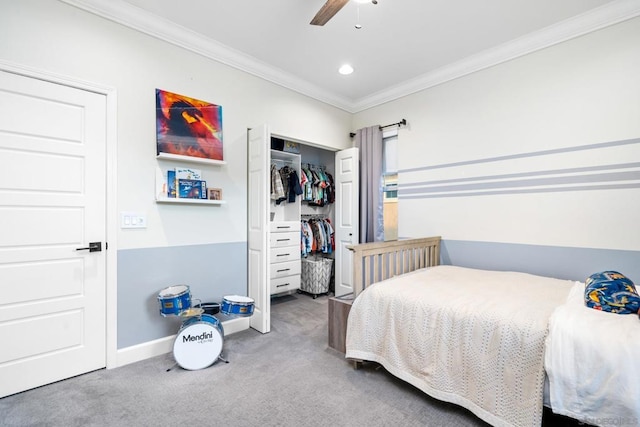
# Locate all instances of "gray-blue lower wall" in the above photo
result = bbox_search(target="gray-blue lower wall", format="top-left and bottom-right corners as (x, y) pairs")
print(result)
(117, 242), (247, 349)
(441, 240), (640, 284)
(116, 239), (638, 348)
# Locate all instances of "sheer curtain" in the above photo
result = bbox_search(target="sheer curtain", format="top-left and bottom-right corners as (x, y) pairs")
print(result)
(355, 125), (383, 243)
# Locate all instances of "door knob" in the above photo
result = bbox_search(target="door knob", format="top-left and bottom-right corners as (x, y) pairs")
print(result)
(76, 242), (102, 252)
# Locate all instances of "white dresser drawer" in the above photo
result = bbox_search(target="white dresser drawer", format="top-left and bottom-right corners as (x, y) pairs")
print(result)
(270, 221), (299, 233)
(270, 260), (301, 279)
(270, 231), (298, 248)
(270, 246), (300, 263)
(270, 275), (300, 295)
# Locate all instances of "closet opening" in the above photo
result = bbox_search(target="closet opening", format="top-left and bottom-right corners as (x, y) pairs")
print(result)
(248, 124), (357, 334)
(270, 139), (337, 299)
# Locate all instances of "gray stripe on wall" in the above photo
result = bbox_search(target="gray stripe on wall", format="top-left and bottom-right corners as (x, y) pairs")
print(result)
(117, 241), (247, 349)
(440, 239), (640, 284)
(400, 182), (640, 199)
(401, 162), (640, 188)
(399, 137), (640, 174)
(399, 170), (640, 198)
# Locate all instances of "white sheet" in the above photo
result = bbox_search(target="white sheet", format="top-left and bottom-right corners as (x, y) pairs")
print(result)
(545, 282), (640, 426)
(346, 265), (575, 427)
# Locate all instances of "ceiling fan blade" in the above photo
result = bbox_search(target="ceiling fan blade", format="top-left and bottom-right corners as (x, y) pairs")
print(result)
(310, 0), (350, 26)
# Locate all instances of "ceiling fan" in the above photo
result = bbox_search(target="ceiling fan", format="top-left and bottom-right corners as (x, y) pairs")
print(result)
(310, 0), (378, 26)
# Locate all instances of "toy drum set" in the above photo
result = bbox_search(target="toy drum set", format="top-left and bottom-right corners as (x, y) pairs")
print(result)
(157, 285), (255, 371)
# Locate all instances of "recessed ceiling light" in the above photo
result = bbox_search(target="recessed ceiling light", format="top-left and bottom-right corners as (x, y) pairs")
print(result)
(338, 64), (354, 75)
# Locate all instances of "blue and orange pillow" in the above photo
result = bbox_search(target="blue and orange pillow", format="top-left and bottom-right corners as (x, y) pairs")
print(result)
(585, 271), (640, 316)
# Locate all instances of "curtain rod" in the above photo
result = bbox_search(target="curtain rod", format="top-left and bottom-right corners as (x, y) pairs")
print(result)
(349, 119), (406, 138)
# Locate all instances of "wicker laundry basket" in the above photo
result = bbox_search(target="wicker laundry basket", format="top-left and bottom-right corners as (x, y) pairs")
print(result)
(300, 256), (333, 298)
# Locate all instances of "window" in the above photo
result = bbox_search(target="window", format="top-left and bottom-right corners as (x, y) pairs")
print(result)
(382, 131), (398, 240)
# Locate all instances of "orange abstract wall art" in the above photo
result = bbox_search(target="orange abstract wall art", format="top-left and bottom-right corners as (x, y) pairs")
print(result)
(156, 89), (223, 161)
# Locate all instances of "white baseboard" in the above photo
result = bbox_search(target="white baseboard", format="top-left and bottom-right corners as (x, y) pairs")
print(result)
(219, 315), (251, 336)
(115, 316), (250, 368)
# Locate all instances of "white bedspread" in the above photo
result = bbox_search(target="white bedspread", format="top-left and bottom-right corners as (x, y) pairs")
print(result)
(346, 265), (575, 427)
(545, 282), (640, 426)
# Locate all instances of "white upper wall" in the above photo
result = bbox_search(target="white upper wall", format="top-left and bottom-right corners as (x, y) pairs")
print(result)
(2, 2), (638, 253)
(0, 0), (352, 250)
(353, 17), (640, 251)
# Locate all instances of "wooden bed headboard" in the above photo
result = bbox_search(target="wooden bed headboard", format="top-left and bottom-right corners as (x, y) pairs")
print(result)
(348, 236), (441, 298)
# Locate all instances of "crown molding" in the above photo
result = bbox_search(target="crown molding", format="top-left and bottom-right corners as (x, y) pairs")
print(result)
(60, 0), (640, 114)
(58, 0), (355, 112)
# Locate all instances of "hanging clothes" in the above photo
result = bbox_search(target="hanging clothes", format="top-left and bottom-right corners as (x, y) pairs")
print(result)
(271, 163), (302, 205)
(279, 166), (290, 200)
(301, 221), (313, 258)
(300, 164), (335, 207)
(325, 172), (335, 204)
(288, 169), (303, 203)
(300, 217), (335, 256)
(271, 164), (285, 203)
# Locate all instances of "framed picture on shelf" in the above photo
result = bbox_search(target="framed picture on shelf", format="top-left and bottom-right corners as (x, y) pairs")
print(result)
(156, 88), (223, 161)
(208, 188), (222, 201)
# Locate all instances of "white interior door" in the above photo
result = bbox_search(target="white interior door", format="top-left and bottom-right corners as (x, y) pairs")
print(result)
(334, 148), (359, 297)
(247, 125), (270, 333)
(0, 70), (107, 397)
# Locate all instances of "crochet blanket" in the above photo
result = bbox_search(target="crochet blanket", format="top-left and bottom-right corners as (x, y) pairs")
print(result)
(346, 265), (574, 427)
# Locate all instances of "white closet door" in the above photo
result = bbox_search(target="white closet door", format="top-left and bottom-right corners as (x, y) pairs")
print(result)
(247, 125), (270, 333)
(334, 147), (359, 297)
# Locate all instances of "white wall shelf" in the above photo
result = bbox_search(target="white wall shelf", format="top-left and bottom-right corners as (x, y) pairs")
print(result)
(156, 152), (226, 203)
(156, 152), (227, 166)
(156, 197), (226, 205)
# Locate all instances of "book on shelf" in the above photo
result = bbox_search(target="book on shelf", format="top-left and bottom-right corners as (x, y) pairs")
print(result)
(178, 179), (207, 199)
(156, 167), (209, 201)
(167, 170), (176, 198)
(176, 167), (202, 180)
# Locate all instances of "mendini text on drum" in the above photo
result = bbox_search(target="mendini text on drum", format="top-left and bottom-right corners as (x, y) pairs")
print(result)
(182, 331), (215, 343)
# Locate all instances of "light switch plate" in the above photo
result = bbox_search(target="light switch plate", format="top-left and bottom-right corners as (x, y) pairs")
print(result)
(121, 212), (147, 229)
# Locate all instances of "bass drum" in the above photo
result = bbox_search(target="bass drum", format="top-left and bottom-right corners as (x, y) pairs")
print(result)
(173, 314), (224, 371)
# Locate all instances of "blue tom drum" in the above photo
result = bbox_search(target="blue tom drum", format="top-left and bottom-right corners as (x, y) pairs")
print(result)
(221, 295), (255, 317)
(157, 285), (192, 317)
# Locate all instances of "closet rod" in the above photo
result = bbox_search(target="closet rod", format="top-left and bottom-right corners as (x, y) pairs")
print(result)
(349, 119), (406, 138)
(303, 163), (326, 169)
(271, 158), (295, 165)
